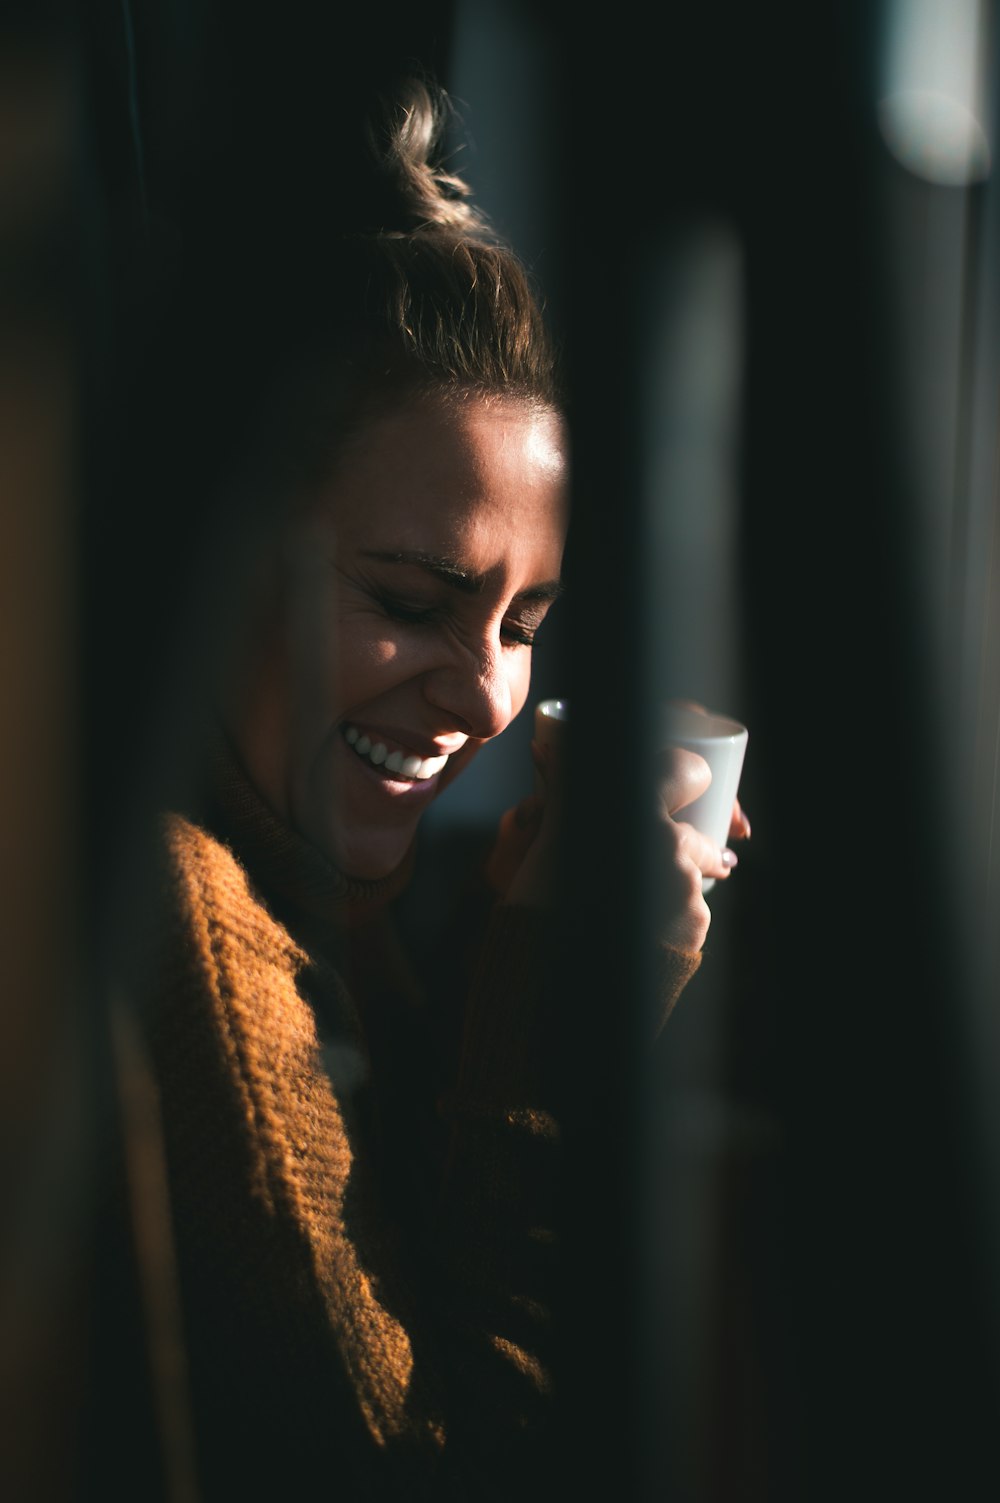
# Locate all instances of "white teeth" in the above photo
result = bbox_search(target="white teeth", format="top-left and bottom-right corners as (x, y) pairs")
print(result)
(414, 756), (447, 780)
(343, 724), (449, 782)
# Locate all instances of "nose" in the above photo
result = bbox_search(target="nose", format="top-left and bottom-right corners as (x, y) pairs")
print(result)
(422, 640), (515, 741)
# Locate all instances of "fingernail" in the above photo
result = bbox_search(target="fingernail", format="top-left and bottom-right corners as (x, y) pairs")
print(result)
(721, 849), (739, 869)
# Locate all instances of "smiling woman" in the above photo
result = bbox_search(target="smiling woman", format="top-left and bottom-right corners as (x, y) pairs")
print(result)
(102, 72), (749, 1503)
(225, 394), (569, 880)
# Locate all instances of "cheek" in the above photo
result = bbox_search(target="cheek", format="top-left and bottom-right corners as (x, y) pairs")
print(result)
(344, 622), (422, 678)
(327, 618), (425, 713)
(508, 654), (535, 721)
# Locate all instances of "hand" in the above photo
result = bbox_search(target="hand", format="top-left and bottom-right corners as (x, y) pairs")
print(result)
(655, 745), (736, 953)
(484, 790), (545, 899)
(486, 739), (564, 908)
(728, 796), (752, 843)
(486, 715), (751, 948)
(668, 696), (752, 847)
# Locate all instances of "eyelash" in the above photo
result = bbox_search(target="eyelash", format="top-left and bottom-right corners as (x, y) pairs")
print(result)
(380, 598), (537, 648)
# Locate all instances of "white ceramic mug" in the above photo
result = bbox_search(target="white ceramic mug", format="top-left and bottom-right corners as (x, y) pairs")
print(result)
(533, 697), (748, 893)
(660, 703), (748, 892)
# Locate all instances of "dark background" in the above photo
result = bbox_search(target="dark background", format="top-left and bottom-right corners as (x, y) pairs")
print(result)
(3, 2), (1000, 1499)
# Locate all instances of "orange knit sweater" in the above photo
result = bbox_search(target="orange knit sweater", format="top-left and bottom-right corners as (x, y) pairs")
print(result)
(109, 741), (701, 1501)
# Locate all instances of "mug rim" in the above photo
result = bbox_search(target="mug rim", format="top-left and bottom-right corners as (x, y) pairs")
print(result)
(661, 705), (748, 742)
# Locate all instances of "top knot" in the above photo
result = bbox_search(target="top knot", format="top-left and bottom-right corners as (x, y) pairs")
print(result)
(365, 76), (494, 237)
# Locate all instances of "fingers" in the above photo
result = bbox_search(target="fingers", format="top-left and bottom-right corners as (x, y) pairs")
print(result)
(529, 737), (548, 788)
(657, 745), (712, 818)
(671, 818), (738, 882)
(729, 796), (752, 841)
(531, 736), (564, 798)
(655, 794), (741, 952)
(514, 792), (544, 831)
(484, 796), (543, 895)
(491, 736), (568, 906)
(660, 749), (751, 854)
(656, 829), (713, 951)
(505, 731), (749, 939)
(655, 817), (740, 951)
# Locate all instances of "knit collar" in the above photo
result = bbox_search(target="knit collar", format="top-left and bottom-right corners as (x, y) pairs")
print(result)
(204, 731), (416, 926)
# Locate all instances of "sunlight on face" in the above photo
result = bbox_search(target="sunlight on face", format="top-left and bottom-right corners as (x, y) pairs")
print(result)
(226, 394), (570, 879)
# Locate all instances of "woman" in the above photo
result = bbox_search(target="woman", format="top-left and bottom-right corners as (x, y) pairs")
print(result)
(115, 76), (747, 1501)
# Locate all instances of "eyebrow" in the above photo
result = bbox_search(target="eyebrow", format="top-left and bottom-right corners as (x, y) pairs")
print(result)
(360, 549), (564, 604)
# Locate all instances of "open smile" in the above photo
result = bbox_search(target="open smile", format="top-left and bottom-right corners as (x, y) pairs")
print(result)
(342, 724), (450, 783)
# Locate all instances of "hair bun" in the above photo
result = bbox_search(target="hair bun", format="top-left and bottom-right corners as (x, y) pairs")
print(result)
(366, 76), (492, 237)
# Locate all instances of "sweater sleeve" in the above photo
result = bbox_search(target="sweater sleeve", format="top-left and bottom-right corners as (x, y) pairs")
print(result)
(653, 939), (704, 1033)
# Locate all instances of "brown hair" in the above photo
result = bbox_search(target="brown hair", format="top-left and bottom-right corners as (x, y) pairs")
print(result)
(353, 76), (560, 399)
(280, 76), (563, 484)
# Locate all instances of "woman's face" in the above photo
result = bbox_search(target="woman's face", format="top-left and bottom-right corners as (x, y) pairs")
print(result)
(227, 393), (569, 879)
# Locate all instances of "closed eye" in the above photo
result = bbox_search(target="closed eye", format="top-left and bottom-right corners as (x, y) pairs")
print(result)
(501, 621), (537, 648)
(380, 597), (438, 625)
(503, 599), (556, 649)
(378, 593), (549, 649)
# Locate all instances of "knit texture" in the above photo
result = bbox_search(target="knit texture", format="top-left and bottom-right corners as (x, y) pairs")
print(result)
(119, 743), (702, 1499)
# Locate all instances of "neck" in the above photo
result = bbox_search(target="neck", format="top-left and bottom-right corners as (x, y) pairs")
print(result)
(203, 729), (416, 926)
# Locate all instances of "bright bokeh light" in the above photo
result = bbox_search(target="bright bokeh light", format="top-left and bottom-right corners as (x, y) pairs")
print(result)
(878, 0), (992, 185)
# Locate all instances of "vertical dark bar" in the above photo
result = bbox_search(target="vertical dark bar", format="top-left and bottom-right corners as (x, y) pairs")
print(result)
(0, 6), (89, 1498)
(538, 14), (657, 1499)
(555, 219), (653, 1503)
(739, 3), (1000, 1498)
(540, 2), (1000, 1499)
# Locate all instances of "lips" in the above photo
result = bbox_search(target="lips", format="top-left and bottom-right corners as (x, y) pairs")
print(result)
(342, 724), (450, 782)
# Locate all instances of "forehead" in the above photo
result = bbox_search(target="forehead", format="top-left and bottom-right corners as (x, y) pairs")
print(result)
(320, 393), (569, 550)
